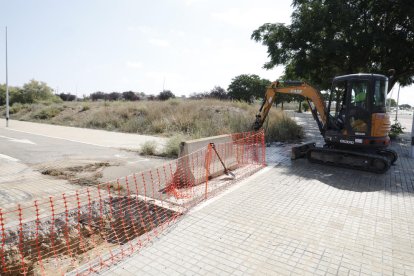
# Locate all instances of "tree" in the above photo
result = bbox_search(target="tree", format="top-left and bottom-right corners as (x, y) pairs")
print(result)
(122, 91), (140, 101)
(0, 84), (21, 105)
(108, 92), (121, 101)
(386, 98), (397, 107)
(90, 91), (107, 101)
(207, 86), (228, 100)
(251, 0), (414, 91)
(399, 104), (412, 109)
(157, 90), (175, 101)
(1, 80), (57, 104)
(58, 93), (77, 101)
(228, 74), (270, 103)
(21, 80), (56, 103)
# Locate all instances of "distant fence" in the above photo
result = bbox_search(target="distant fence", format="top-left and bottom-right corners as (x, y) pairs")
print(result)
(0, 130), (265, 275)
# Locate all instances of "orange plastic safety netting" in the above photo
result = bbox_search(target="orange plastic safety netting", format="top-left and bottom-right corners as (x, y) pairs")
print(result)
(0, 130), (265, 275)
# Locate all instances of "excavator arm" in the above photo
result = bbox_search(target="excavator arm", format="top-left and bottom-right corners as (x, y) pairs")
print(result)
(253, 80), (328, 135)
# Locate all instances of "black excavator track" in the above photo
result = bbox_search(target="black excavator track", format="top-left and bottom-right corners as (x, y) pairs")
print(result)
(376, 148), (398, 165)
(306, 148), (391, 174)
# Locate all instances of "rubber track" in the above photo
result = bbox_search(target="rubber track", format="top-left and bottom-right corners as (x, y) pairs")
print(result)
(307, 148), (390, 173)
(377, 148), (398, 165)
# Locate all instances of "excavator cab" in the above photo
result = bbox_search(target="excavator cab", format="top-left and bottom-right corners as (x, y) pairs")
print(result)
(325, 74), (390, 149)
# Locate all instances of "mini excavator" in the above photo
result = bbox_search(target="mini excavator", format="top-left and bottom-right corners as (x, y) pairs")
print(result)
(254, 73), (397, 173)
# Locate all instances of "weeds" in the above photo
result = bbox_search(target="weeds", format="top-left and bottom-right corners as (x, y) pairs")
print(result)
(162, 134), (185, 158)
(6, 99), (303, 142)
(80, 103), (90, 112)
(33, 106), (62, 119)
(140, 141), (157, 155)
(389, 121), (405, 139)
(265, 113), (304, 142)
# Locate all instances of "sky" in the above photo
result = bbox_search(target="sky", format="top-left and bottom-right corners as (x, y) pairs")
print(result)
(0, 0), (412, 105)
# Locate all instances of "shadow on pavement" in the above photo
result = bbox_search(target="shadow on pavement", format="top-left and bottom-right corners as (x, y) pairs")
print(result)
(269, 112), (414, 194)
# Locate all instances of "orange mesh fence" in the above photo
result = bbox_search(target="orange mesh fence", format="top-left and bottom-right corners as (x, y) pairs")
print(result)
(0, 130), (265, 275)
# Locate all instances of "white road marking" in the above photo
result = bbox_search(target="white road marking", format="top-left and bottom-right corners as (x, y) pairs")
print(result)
(5, 128), (157, 152)
(0, 154), (19, 162)
(0, 135), (36, 145)
(3, 129), (108, 148)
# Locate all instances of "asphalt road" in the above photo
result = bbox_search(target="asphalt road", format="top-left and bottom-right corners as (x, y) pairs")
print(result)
(0, 119), (169, 207)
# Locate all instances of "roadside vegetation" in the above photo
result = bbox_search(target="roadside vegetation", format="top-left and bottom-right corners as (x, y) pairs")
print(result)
(1, 79), (304, 158)
(3, 99), (303, 142)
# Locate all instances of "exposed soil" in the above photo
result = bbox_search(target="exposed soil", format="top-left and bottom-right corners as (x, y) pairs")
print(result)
(39, 162), (111, 186)
(1, 196), (179, 275)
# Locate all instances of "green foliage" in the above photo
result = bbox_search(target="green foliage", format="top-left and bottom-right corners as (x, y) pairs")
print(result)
(140, 141), (158, 155)
(6, 100), (303, 143)
(9, 103), (24, 114)
(162, 134), (185, 158)
(157, 90), (175, 101)
(386, 98), (397, 107)
(228, 74), (270, 103)
(21, 80), (56, 103)
(302, 102), (310, 112)
(265, 114), (304, 142)
(207, 86), (228, 100)
(0, 80), (59, 105)
(0, 84), (21, 106)
(33, 106), (62, 119)
(252, 0), (414, 90)
(389, 121), (405, 139)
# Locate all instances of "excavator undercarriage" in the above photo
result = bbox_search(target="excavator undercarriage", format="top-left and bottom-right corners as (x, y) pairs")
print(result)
(291, 143), (397, 174)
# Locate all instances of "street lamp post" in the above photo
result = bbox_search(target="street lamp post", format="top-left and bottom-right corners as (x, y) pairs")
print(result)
(395, 84), (400, 122)
(411, 112), (414, 158)
(5, 26), (9, 127)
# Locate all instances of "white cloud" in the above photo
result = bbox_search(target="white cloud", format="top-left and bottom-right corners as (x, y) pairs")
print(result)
(125, 61), (143, 69)
(149, 38), (170, 48)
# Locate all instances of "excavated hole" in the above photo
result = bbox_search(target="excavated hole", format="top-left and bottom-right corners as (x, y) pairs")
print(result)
(0, 196), (179, 275)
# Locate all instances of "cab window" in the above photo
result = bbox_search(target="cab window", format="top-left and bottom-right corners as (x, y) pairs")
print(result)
(350, 80), (368, 108)
(373, 79), (387, 112)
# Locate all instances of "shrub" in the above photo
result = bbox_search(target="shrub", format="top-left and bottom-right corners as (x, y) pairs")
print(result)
(162, 134), (185, 158)
(140, 141), (158, 155)
(33, 106), (62, 119)
(265, 114), (304, 142)
(389, 121), (405, 139)
(157, 90), (175, 101)
(9, 103), (24, 114)
(80, 103), (90, 112)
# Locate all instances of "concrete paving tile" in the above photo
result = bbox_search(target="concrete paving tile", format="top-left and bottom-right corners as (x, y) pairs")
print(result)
(100, 113), (414, 276)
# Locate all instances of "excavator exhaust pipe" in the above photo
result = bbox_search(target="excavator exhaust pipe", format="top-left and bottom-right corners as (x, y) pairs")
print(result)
(291, 142), (316, 160)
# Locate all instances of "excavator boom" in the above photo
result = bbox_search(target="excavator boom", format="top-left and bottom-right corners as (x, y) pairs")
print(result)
(254, 81), (327, 134)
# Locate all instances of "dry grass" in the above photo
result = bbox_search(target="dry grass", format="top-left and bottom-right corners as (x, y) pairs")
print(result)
(40, 162), (111, 186)
(5, 99), (303, 142)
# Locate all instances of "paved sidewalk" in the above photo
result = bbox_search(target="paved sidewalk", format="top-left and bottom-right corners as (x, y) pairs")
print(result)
(102, 114), (414, 275)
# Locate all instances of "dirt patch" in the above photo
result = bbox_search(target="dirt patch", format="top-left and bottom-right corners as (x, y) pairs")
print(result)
(40, 162), (111, 186)
(1, 196), (179, 275)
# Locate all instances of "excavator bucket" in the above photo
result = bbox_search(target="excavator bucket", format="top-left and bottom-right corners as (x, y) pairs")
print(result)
(291, 142), (316, 160)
